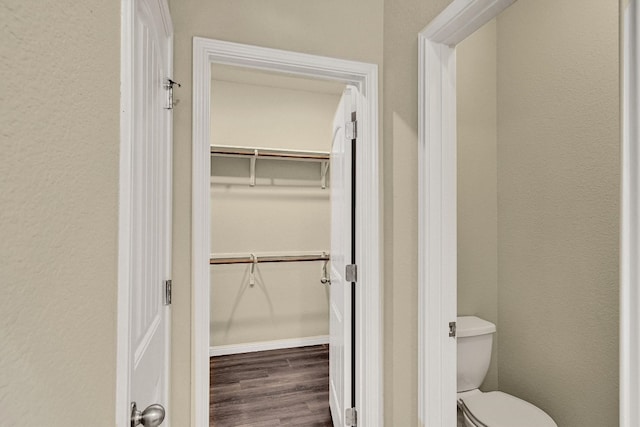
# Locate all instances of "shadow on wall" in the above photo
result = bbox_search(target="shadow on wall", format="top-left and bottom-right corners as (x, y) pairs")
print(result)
(210, 263), (331, 345)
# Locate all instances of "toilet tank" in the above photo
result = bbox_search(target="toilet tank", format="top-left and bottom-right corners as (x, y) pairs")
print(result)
(457, 316), (496, 392)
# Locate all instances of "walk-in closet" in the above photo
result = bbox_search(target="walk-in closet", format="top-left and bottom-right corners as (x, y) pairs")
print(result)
(209, 64), (345, 427)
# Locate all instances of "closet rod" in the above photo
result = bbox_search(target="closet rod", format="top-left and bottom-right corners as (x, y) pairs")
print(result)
(211, 146), (330, 161)
(210, 253), (330, 265)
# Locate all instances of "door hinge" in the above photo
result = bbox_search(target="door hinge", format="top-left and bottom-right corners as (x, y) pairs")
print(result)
(346, 119), (358, 140)
(346, 407), (357, 426)
(164, 78), (181, 110)
(449, 321), (456, 338)
(164, 279), (172, 306)
(346, 264), (357, 283)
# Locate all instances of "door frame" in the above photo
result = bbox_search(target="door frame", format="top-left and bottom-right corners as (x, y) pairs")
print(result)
(419, 1), (637, 427)
(192, 38), (382, 427)
(417, 1), (516, 425)
(621, 1), (640, 426)
(116, 0), (174, 426)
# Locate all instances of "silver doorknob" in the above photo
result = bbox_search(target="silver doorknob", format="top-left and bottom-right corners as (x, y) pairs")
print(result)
(131, 402), (165, 427)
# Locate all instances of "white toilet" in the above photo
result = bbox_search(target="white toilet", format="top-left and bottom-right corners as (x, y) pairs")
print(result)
(457, 316), (557, 427)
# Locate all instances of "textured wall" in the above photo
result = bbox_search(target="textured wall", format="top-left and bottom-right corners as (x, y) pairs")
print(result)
(0, 1), (622, 426)
(456, 19), (499, 393)
(382, 0), (453, 425)
(496, 0), (619, 425)
(168, 0), (383, 424)
(0, 0), (120, 425)
(210, 80), (337, 347)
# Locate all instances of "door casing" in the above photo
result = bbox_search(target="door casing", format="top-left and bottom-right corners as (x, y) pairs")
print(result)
(621, 1), (640, 426)
(416, 2), (521, 425)
(417, 2), (516, 424)
(192, 38), (382, 427)
(418, 1), (636, 426)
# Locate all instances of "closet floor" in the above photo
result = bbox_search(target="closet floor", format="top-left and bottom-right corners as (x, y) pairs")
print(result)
(210, 345), (332, 427)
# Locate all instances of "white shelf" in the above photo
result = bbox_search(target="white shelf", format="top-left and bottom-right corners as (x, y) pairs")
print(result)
(210, 145), (330, 188)
(210, 145), (330, 161)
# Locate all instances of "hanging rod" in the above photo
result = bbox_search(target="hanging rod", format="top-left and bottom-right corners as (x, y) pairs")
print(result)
(210, 252), (330, 265)
(211, 145), (330, 161)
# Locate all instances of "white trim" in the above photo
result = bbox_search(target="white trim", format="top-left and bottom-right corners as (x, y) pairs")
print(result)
(422, 0), (514, 45)
(417, 1), (515, 426)
(209, 335), (330, 357)
(115, 1), (134, 425)
(163, 6), (174, 427)
(157, 0), (173, 37)
(193, 38), (382, 427)
(621, 1), (640, 426)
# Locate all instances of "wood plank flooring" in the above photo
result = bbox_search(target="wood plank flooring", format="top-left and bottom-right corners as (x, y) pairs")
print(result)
(210, 345), (333, 427)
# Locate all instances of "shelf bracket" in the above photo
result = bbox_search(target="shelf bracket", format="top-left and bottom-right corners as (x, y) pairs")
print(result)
(321, 161), (330, 189)
(250, 149), (258, 187)
(249, 254), (257, 287)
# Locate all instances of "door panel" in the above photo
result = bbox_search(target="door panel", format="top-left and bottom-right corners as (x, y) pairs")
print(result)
(129, 0), (172, 422)
(330, 87), (357, 427)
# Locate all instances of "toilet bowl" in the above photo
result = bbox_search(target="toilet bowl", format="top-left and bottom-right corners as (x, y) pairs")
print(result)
(457, 316), (557, 427)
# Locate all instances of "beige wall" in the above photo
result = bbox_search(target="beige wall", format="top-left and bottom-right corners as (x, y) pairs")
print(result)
(210, 79), (337, 346)
(383, 0), (453, 424)
(169, 0), (383, 424)
(456, 1), (620, 424)
(496, 0), (619, 425)
(456, 19), (499, 392)
(211, 79), (339, 151)
(0, 0), (120, 425)
(384, 0), (619, 425)
(2, 0), (621, 425)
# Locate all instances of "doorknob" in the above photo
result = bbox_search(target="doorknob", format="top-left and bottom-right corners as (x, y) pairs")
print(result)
(131, 402), (165, 427)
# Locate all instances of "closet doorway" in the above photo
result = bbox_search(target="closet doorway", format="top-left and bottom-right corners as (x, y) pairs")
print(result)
(209, 65), (352, 426)
(192, 39), (381, 427)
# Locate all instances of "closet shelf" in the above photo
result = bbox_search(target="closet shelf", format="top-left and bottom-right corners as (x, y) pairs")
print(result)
(211, 145), (330, 161)
(210, 145), (331, 188)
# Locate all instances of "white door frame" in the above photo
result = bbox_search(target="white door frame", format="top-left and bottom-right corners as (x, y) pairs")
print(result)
(417, 1), (516, 425)
(621, 1), (640, 426)
(419, 1), (637, 427)
(116, 0), (174, 426)
(192, 38), (382, 427)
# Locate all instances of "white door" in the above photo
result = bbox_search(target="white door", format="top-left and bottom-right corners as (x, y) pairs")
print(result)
(330, 86), (358, 427)
(119, 0), (173, 425)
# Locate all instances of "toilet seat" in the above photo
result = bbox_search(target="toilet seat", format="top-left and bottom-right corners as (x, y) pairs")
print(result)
(459, 391), (557, 427)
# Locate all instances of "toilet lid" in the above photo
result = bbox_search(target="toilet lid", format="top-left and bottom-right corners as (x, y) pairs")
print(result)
(460, 391), (557, 427)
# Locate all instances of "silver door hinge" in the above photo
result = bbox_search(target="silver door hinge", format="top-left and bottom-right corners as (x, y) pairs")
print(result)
(346, 407), (357, 426)
(164, 280), (172, 306)
(164, 78), (181, 110)
(346, 120), (358, 140)
(346, 264), (357, 283)
(449, 321), (456, 338)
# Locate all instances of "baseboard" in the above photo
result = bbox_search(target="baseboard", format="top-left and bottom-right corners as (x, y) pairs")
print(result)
(209, 335), (329, 357)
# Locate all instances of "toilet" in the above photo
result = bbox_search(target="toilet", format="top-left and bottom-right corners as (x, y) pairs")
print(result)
(457, 316), (557, 427)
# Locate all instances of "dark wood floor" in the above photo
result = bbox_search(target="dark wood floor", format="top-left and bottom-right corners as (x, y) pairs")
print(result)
(210, 345), (333, 427)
